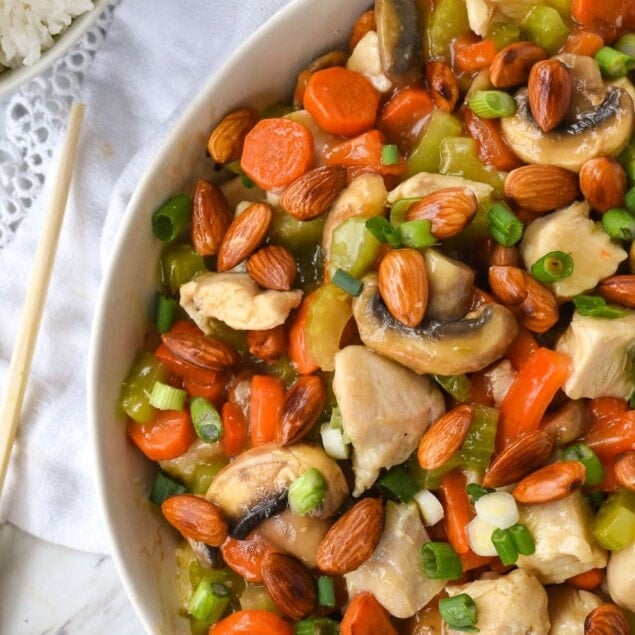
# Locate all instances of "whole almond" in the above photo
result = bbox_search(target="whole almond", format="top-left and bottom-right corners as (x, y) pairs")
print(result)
(316, 498), (384, 574)
(579, 157), (628, 213)
(540, 400), (590, 446)
(247, 245), (297, 291)
(161, 494), (228, 546)
(217, 201), (273, 272)
(261, 552), (316, 620)
(517, 272), (560, 333)
(528, 59), (574, 132)
(488, 265), (529, 306)
(512, 461), (586, 504)
(161, 331), (240, 371)
(277, 375), (327, 446)
(406, 187), (478, 239)
(489, 41), (548, 88)
(417, 405), (475, 470)
(584, 603), (631, 635)
(490, 244), (521, 268)
(207, 107), (259, 164)
(349, 9), (376, 51)
(247, 325), (288, 362)
(191, 180), (233, 256)
(504, 165), (580, 213)
(614, 451), (635, 492)
(378, 248), (429, 327)
(280, 166), (347, 221)
(483, 429), (555, 488)
(425, 60), (459, 113)
(597, 275), (635, 308)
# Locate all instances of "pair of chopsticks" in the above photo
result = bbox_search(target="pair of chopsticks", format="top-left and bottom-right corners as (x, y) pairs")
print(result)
(0, 102), (85, 497)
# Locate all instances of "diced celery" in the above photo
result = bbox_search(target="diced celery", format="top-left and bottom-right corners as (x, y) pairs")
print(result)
(523, 5), (570, 55)
(487, 23), (521, 50)
(205, 317), (248, 355)
(238, 583), (280, 613)
(592, 488), (635, 551)
(269, 208), (325, 256)
(433, 374), (471, 403)
(547, 0), (572, 19)
(328, 217), (381, 280)
(191, 460), (228, 496)
(408, 453), (462, 490)
(161, 243), (207, 294)
(458, 404), (499, 471)
(390, 197), (421, 227)
(426, 0), (470, 59)
(265, 355), (299, 385)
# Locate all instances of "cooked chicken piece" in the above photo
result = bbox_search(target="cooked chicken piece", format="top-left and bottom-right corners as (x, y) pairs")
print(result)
(332, 345), (445, 495)
(483, 359), (516, 406)
(159, 439), (225, 484)
(346, 501), (445, 619)
(465, 0), (550, 37)
(347, 30), (393, 93)
(180, 272), (302, 332)
(556, 310), (635, 400)
(516, 492), (607, 584)
(547, 585), (603, 635)
(444, 569), (550, 634)
(220, 176), (265, 210)
(607, 538), (635, 613)
(387, 171), (493, 205)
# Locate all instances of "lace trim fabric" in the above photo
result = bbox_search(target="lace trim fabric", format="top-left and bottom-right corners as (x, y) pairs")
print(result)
(0, 1), (120, 251)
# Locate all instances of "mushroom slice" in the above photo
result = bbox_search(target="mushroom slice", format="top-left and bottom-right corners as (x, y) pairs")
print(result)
(206, 443), (348, 539)
(352, 273), (518, 376)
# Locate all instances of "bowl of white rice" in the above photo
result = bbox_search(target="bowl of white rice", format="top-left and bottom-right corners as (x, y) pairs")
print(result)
(0, 0), (109, 97)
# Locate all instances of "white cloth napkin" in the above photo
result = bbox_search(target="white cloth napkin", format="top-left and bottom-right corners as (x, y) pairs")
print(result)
(0, 0), (291, 554)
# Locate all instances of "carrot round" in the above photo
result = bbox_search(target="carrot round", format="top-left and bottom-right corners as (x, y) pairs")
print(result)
(340, 592), (398, 635)
(561, 29), (604, 56)
(454, 37), (497, 73)
(571, 0), (635, 43)
(220, 401), (248, 457)
(303, 66), (380, 137)
(220, 530), (279, 583)
(439, 469), (471, 555)
(249, 374), (285, 445)
(127, 409), (195, 461)
(209, 609), (293, 635)
(240, 117), (314, 190)
(379, 88), (433, 149)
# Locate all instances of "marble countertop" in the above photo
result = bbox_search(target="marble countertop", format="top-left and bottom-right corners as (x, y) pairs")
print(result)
(0, 523), (143, 634)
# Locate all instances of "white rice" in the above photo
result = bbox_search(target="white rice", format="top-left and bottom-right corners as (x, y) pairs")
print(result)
(0, 0), (94, 69)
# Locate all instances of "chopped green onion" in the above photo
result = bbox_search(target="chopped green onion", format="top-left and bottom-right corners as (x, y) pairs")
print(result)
(152, 194), (192, 241)
(382, 143), (400, 166)
(615, 34), (635, 59)
(148, 471), (187, 505)
(487, 203), (523, 247)
(332, 268), (363, 297)
(155, 293), (179, 333)
(397, 219), (438, 248)
(491, 527), (518, 565)
(602, 207), (635, 241)
(294, 617), (340, 635)
(188, 579), (230, 623)
(562, 443), (605, 485)
(466, 483), (494, 503)
(379, 466), (419, 502)
(190, 397), (223, 442)
(586, 489), (605, 511)
(530, 251), (574, 283)
(573, 294), (628, 319)
(390, 197), (421, 226)
(365, 216), (401, 248)
(421, 542), (463, 580)
(149, 381), (187, 410)
(468, 90), (516, 119)
(595, 46), (635, 78)
(288, 468), (327, 515)
(240, 174), (255, 188)
(507, 523), (535, 556)
(439, 593), (478, 632)
(317, 575), (336, 608)
(434, 374), (472, 403)
(320, 422), (351, 460)
(625, 186), (635, 213)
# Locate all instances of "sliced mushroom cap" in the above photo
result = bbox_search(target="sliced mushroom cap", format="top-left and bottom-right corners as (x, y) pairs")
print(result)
(206, 443), (348, 538)
(352, 273), (518, 375)
(501, 54), (634, 172)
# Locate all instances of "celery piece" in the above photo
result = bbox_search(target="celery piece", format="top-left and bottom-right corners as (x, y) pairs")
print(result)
(459, 404), (499, 471)
(328, 217), (381, 280)
(238, 583), (280, 613)
(546, 0), (572, 19)
(407, 453), (462, 490)
(390, 197), (421, 227)
(407, 110), (463, 177)
(119, 349), (169, 424)
(426, 0), (470, 59)
(205, 317), (248, 356)
(191, 460), (228, 496)
(265, 355), (299, 385)
(592, 488), (635, 551)
(161, 243), (207, 295)
(487, 23), (521, 50)
(433, 374), (471, 403)
(295, 244), (325, 294)
(523, 5), (570, 55)
(269, 208), (325, 256)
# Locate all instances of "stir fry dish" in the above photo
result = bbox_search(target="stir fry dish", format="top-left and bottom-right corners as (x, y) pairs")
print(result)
(118, 0), (635, 633)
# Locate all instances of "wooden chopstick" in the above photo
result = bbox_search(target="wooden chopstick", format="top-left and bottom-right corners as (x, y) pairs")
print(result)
(0, 101), (85, 497)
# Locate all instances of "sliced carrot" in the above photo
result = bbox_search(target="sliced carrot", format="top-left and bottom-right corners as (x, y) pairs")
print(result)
(288, 292), (320, 375)
(496, 347), (571, 450)
(183, 374), (226, 408)
(349, 9), (376, 51)
(249, 374), (285, 446)
(340, 592), (398, 635)
(583, 408), (635, 461)
(454, 36), (497, 73)
(209, 609), (293, 635)
(303, 66), (381, 137)
(127, 409), (195, 461)
(571, 0), (635, 43)
(504, 326), (539, 371)
(439, 469), (471, 555)
(378, 87), (434, 150)
(240, 117), (314, 190)
(220, 530), (279, 583)
(588, 396), (629, 424)
(221, 401), (249, 457)
(567, 568), (605, 590)
(561, 28), (604, 56)
(460, 550), (494, 572)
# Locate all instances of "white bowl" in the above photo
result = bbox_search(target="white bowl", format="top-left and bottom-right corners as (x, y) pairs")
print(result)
(88, 1), (370, 632)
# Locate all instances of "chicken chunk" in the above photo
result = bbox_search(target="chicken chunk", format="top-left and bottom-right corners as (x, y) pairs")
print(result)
(547, 585), (603, 635)
(516, 492), (607, 584)
(465, 0), (547, 37)
(179, 272), (302, 331)
(332, 345), (445, 495)
(444, 569), (550, 634)
(387, 171), (493, 205)
(607, 538), (635, 613)
(347, 30), (392, 93)
(345, 501), (445, 619)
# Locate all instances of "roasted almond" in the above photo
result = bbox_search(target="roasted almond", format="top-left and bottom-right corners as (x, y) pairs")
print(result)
(490, 244), (521, 268)
(425, 60), (459, 113)
(483, 429), (555, 488)
(247, 245), (297, 291)
(378, 248), (429, 327)
(277, 375), (327, 446)
(528, 58), (574, 132)
(161, 331), (240, 371)
(349, 9), (376, 51)
(614, 451), (635, 492)
(406, 187), (478, 239)
(316, 498), (385, 574)
(207, 107), (259, 164)
(540, 400), (590, 446)
(579, 157), (628, 213)
(597, 275), (635, 308)
(217, 201), (273, 272)
(489, 41), (548, 88)
(280, 165), (347, 221)
(504, 165), (580, 213)
(261, 552), (316, 620)
(161, 494), (228, 546)
(584, 603), (631, 635)
(512, 460), (586, 504)
(191, 179), (233, 256)
(488, 265), (529, 306)
(417, 405), (475, 470)
(246, 325), (288, 363)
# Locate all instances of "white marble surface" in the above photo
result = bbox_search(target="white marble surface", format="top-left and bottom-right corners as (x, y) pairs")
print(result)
(0, 523), (143, 634)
